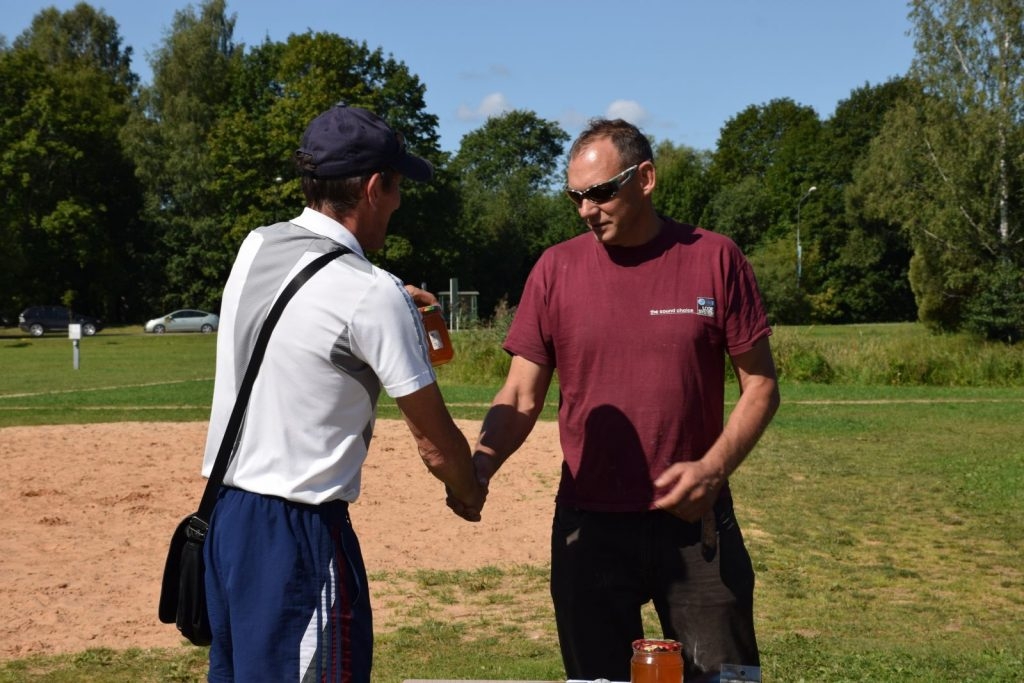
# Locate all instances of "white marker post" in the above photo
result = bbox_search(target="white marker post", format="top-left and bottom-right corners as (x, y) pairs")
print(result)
(69, 323), (82, 369)
(448, 277), (459, 331)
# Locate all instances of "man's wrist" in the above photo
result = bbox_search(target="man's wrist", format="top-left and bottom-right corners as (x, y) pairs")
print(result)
(472, 450), (502, 483)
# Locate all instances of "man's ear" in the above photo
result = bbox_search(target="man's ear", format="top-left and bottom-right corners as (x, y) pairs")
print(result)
(364, 172), (383, 207)
(639, 160), (656, 195)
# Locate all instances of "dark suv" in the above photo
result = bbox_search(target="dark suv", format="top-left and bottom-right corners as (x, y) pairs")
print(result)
(18, 305), (104, 337)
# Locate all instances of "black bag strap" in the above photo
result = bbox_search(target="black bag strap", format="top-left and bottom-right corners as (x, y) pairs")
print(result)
(195, 247), (349, 523)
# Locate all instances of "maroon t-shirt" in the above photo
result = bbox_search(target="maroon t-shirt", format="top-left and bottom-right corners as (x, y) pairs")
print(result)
(504, 220), (771, 511)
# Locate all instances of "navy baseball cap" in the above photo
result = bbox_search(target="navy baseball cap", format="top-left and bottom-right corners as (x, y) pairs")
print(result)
(296, 103), (433, 181)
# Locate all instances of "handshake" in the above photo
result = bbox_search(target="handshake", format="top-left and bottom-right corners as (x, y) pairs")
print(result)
(402, 408), (500, 525)
(444, 451), (498, 522)
(401, 284), (508, 524)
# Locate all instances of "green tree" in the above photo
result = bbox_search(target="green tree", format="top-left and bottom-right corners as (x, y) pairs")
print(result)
(701, 98), (823, 323)
(700, 176), (775, 254)
(450, 110), (570, 316)
(859, 0), (1024, 340)
(705, 98), (822, 251)
(126, 16), (453, 310)
(0, 48), (46, 316)
(652, 141), (713, 227)
(204, 30), (450, 292)
(12, 3), (137, 91)
(820, 78), (919, 323)
(747, 236), (807, 325)
(0, 4), (144, 320)
(121, 0), (239, 311)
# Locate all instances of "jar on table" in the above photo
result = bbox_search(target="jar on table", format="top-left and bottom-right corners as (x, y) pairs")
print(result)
(631, 638), (684, 683)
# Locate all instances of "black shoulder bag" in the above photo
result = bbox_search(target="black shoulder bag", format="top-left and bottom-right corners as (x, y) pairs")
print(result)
(158, 247), (348, 645)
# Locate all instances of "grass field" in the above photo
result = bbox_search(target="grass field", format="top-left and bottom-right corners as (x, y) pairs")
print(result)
(1, 324), (1022, 681)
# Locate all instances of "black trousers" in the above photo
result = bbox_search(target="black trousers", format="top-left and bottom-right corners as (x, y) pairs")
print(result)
(550, 497), (759, 681)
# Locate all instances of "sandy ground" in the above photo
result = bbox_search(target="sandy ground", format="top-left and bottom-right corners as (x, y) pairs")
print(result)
(0, 419), (562, 660)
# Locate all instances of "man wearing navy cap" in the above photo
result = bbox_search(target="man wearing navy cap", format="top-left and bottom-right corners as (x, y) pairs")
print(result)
(201, 104), (485, 682)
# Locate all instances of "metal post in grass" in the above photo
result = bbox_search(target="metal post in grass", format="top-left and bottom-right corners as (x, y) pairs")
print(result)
(69, 323), (82, 369)
(796, 185), (817, 289)
(448, 277), (459, 331)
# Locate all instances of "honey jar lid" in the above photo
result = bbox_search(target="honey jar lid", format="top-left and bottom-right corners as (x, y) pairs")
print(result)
(632, 639), (682, 653)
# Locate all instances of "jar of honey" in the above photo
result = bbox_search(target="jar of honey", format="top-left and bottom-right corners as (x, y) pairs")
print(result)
(631, 638), (683, 683)
(419, 305), (454, 366)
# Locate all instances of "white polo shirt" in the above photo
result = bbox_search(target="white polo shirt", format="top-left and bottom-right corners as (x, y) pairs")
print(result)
(202, 208), (437, 504)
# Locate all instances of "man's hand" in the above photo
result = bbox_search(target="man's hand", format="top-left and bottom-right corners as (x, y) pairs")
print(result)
(445, 476), (488, 522)
(472, 451), (501, 489)
(654, 338), (779, 521)
(652, 458), (724, 522)
(397, 384), (487, 523)
(404, 284), (438, 308)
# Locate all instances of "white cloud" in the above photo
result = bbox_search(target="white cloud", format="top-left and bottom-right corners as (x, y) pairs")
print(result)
(559, 107), (589, 132)
(479, 92), (512, 117)
(456, 92), (513, 122)
(604, 100), (650, 126)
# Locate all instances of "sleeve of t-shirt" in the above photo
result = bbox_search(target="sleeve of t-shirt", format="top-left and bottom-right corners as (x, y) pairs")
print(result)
(502, 253), (556, 367)
(351, 271), (437, 398)
(724, 246), (772, 356)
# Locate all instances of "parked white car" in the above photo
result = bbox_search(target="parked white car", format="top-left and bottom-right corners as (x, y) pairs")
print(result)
(144, 309), (219, 334)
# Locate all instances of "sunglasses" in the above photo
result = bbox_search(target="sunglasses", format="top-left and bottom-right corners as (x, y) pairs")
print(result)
(565, 164), (639, 207)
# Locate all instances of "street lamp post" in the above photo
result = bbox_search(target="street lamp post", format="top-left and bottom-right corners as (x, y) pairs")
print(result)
(796, 185), (817, 288)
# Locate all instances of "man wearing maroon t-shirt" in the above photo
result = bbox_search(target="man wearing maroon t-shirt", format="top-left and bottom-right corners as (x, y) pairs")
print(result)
(468, 118), (780, 682)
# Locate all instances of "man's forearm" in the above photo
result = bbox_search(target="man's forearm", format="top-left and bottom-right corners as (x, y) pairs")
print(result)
(473, 398), (543, 480)
(703, 374), (779, 478)
(404, 414), (479, 502)
(473, 355), (553, 481)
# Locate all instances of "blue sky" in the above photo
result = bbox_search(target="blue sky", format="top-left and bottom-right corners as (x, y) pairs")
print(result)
(3, 1), (917, 153)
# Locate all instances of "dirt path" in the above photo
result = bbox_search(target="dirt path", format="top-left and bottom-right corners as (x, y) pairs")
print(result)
(0, 419), (561, 659)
